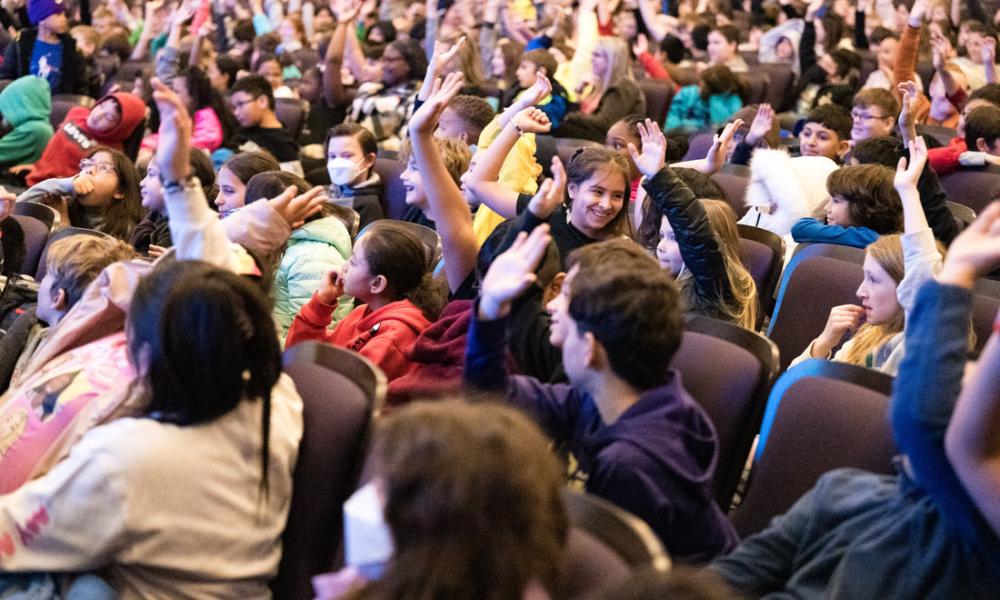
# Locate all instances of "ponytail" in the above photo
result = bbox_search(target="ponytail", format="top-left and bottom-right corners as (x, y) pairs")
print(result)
(362, 221), (447, 321)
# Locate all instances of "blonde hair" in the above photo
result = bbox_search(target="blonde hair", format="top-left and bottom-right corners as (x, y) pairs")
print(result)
(840, 234), (906, 366)
(47, 236), (137, 308)
(592, 37), (634, 99)
(399, 137), (472, 187)
(677, 200), (758, 330)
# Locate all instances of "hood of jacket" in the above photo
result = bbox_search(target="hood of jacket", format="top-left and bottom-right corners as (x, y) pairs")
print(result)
(357, 299), (432, 335)
(288, 215), (353, 256)
(741, 149), (838, 237)
(589, 371), (719, 488)
(0, 76), (52, 128)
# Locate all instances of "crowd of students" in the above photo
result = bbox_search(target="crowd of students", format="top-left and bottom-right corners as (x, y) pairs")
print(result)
(0, 0), (1000, 598)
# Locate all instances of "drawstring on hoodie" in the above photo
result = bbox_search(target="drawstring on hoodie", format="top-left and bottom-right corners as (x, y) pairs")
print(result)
(350, 323), (381, 352)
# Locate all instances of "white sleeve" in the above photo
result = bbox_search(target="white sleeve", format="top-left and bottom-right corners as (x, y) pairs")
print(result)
(164, 180), (241, 272)
(0, 431), (129, 572)
(898, 227), (943, 325)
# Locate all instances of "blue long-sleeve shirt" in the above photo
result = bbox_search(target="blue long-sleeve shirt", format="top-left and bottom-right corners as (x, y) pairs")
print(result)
(790, 217), (880, 248)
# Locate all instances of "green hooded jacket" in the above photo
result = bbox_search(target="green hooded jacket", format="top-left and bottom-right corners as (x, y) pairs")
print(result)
(0, 76), (54, 168)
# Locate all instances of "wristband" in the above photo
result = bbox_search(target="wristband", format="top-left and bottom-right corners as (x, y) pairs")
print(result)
(512, 120), (525, 136)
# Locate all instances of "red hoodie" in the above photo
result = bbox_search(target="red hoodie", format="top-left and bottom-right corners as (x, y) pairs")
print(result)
(286, 292), (432, 382)
(28, 92), (147, 187)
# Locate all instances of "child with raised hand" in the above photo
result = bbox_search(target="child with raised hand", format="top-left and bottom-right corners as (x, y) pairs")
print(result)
(285, 220), (442, 382)
(466, 226), (738, 564)
(791, 137), (945, 375)
(17, 146), (142, 242)
(629, 118), (759, 329)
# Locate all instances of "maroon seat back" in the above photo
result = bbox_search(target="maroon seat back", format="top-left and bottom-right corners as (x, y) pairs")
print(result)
(939, 167), (1000, 214)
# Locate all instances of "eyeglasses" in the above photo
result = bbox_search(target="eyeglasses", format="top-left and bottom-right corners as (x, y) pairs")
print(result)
(851, 111), (889, 122)
(79, 159), (115, 174)
(231, 98), (256, 110)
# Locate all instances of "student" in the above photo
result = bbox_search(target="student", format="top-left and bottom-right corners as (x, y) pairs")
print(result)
(17, 147), (142, 242)
(712, 203), (1000, 599)
(0, 0), (88, 95)
(70, 25), (103, 98)
(216, 151), (282, 217)
(732, 103), (853, 165)
(501, 48), (572, 129)
(434, 95), (495, 148)
(141, 67), (228, 154)
(0, 76), (54, 172)
(790, 164), (903, 248)
(631, 120), (758, 329)
(297, 16), (353, 151)
(313, 401), (568, 600)
(927, 83), (1000, 174)
(465, 229), (738, 563)
(240, 170), (354, 341)
(851, 87), (900, 142)
(956, 104), (1000, 167)
(286, 221), (442, 382)
(792, 138), (943, 375)
(707, 24), (749, 73)
(255, 53), (297, 99)
(551, 37), (644, 143)
(0, 236), (136, 392)
(633, 33), (687, 82)
(665, 64), (744, 132)
(230, 75), (302, 171)
(326, 122), (383, 228)
(399, 136), (472, 231)
(132, 148), (218, 257)
(20, 91), (147, 187)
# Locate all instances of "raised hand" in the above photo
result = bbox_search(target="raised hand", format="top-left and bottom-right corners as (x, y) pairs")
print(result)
(409, 71), (465, 135)
(931, 34), (949, 71)
(527, 156), (566, 219)
(909, 0), (928, 26)
(269, 185), (327, 229)
(633, 33), (650, 57)
(151, 78), (193, 183)
(745, 104), (773, 146)
(813, 304), (866, 358)
(73, 174), (95, 196)
(805, 0), (824, 21)
(432, 36), (466, 75)
(516, 72), (553, 109)
(333, 0), (362, 23)
(894, 136), (928, 192)
(706, 118), (743, 174)
(479, 225), (553, 320)
(511, 106), (552, 134)
(318, 268), (347, 304)
(897, 80), (920, 143)
(627, 118), (667, 180)
(983, 35), (996, 65)
(939, 202), (1000, 288)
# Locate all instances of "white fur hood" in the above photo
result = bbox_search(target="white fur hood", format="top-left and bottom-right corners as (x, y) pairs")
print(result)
(739, 149), (839, 237)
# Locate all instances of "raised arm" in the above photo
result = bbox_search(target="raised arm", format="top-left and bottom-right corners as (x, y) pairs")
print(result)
(637, 0), (669, 42)
(419, 37), (465, 102)
(931, 33), (962, 101)
(408, 72), (480, 294)
(323, 0), (361, 108)
(984, 36), (997, 85)
(132, 0), (167, 60)
(467, 73), (553, 218)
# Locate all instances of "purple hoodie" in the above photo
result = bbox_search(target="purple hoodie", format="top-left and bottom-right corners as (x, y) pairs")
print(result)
(464, 308), (738, 564)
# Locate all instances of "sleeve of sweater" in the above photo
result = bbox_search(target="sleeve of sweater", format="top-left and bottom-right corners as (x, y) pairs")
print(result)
(900, 144), (959, 245)
(854, 10), (868, 50)
(221, 200), (292, 257)
(154, 45), (181, 87)
(555, 82), (640, 141)
(17, 177), (76, 205)
(927, 138), (966, 176)
(253, 12), (273, 35)
(525, 34), (553, 51)
(464, 304), (579, 444)
(890, 280), (998, 547)
(893, 25), (921, 106)
(638, 52), (671, 80)
(790, 217), (880, 248)
(480, 23), (498, 76)
(896, 228), (943, 325)
(285, 292), (338, 348)
(799, 21), (817, 75)
(730, 140), (754, 166)
(642, 166), (737, 311)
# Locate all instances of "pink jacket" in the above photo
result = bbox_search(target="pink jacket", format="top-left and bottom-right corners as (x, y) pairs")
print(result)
(141, 107), (224, 152)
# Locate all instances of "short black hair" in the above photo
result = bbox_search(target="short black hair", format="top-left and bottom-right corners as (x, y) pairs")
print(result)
(232, 74), (275, 111)
(969, 83), (1000, 108)
(805, 103), (853, 142)
(852, 135), (902, 167)
(965, 104), (1000, 151)
(215, 55), (241, 90)
(660, 34), (686, 64)
(691, 25), (710, 51)
(869, 27), (898, 45)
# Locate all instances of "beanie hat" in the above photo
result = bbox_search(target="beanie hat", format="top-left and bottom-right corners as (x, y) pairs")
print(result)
(28, 0), (64, 25)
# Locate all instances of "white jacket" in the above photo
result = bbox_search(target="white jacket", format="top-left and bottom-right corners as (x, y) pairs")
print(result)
(0, 374), (304, 600)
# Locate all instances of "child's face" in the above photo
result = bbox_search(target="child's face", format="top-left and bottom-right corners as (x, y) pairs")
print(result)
(851, 104), (895, 142)
(216, 167), (247, 214)
(958, 98), (992, 137)
(341, 238), (376, 300)
(857, 252), (902, 326)
(567, 168), (626, 237)
(707, 31), (735, 65)
(93, 16), (113, 37)
(87, 99), (122, 133)
(78, 152), (122, 207)
(516, 59), (539, 89)
(875, 38), (898, 70)
(966, 32), (986, 64)
(140, 159), (165, 214)
(279, 19), (298, 44)
(72, 32), (96, 56)
(824, 195), (854, 227)
(207, 61), (228, 91)
(657, 216), (683, 275)
(776, 38), (794, 61)
(42, 11), (68, 34)
(36, 272), (62, 326)
(459, 151), (481, 206)
(258, 60), (284, 91)
(591, 49), (610, 79)
(298, 70), (321, 101)
(545, 264), (577, 348)
(434, 107), (468, 143)
(230, 91), (265, 127)
(606, 121), (642, 180)
(799, 122), (847, 160)
(492, 47), (507, 78)
(401, 156), (428, 210)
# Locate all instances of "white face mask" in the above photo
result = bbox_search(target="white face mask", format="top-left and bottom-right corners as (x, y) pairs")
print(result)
(343, 480), (394, 580)
(328, 157), (365, 186)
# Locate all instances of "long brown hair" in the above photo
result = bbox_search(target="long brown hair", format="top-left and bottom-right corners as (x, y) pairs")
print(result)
(345, 401), (569, 600)
(72, 147), (141, 242)
(566, 146), (632, 238)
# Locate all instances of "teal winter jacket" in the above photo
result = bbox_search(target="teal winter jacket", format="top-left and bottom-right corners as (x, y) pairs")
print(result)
(665, 85), (742, 133)
(0, 76), (54, 167)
